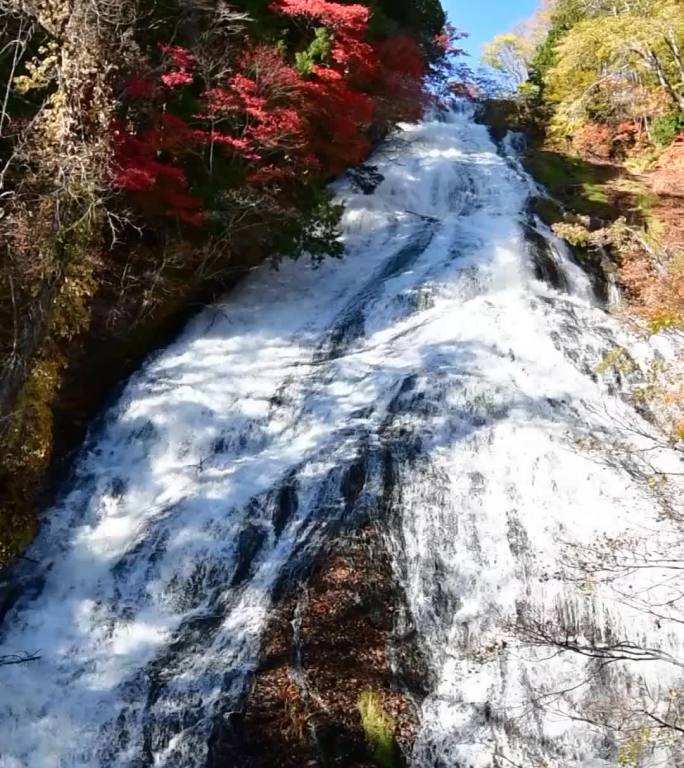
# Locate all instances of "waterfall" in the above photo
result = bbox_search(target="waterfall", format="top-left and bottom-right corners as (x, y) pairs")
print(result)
(0, 106), (682, 768)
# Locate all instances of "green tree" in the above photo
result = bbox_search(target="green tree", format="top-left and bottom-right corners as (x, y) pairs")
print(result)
(483, 32), (531, 86)
(542, 0), (684, 139)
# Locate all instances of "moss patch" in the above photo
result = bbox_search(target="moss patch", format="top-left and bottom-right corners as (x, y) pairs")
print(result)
(522, 149), (617, 220)
(530, 195), (564, 226)
(359, 689), (398, 768)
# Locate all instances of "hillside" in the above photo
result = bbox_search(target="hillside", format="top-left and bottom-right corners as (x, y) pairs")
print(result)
(0, 0), (455, 566)
(481, 0), (684, 443)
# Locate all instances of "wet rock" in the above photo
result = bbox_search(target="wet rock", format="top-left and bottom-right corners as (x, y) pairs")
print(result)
(209, 525), (423, 768)
(0, 572), (44, 626)
(231, 524), (268, 588)
(274, 482), (298, 538)
(524, 225), (570, 293)
(347, 165), (385, 195)
(341, 459), (367, 515)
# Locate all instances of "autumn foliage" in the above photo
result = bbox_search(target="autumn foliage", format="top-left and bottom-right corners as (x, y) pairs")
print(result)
(111, 0), (451, 230)
(570, 122), (643, 161)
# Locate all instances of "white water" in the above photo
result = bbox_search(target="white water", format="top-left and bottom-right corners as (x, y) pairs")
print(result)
(1, 107), (682, 767)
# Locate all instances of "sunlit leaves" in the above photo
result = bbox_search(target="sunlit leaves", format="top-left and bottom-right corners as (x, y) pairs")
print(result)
(110, 0), (455, 232)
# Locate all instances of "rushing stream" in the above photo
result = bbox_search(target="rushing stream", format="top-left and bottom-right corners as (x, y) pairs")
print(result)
(1, 106), (683, 768)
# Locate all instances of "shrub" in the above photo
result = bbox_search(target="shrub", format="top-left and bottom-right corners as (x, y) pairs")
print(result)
(552, 221), (593, 246)
(652, 112), (684, 146)
(572, 123), (614, 160)
(620, 248), (684, 332)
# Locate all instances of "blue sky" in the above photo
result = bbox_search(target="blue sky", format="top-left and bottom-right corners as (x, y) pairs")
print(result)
(443, 0), (539, 62)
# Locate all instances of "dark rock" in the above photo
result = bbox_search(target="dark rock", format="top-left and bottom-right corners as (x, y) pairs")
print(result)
(347, 165), (385, 196)
(231, 524), (268, 588)
(0, 572), (44, 627)
(274, 481), (298, 538)
(524, 225), (570, 293)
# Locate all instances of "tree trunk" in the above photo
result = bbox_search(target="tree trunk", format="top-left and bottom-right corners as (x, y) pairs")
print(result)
(665, 28), (684, 89)
(644, 44), (684, 109)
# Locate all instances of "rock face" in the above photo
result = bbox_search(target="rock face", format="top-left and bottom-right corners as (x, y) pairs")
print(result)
(208, 523), (426, 768)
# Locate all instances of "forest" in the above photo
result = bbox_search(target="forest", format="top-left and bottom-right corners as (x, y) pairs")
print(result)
(482, 0), (684, 448)
(485, 0), (684, 333)
(0, 0), (454, 566)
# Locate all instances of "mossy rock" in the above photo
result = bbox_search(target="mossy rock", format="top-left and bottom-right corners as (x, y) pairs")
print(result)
(529, 195), (564, 226)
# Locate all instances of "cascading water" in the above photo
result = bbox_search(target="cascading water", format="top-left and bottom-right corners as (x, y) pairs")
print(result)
(0, 106), (682, 768)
